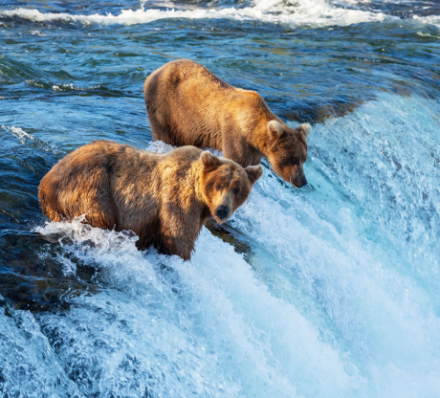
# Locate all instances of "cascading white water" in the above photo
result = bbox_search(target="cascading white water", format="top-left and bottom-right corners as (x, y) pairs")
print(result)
(1, 92), (433, 397)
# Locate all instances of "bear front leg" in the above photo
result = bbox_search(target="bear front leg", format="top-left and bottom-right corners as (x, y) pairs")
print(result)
(158, 217), (199, 261)
(159, 231), (195, 261)
(147, 113), (172, 145)
(222, 130), (251, 168)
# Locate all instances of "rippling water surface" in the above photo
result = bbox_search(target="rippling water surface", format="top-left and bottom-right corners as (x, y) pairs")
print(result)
(1, 0), (440, 397)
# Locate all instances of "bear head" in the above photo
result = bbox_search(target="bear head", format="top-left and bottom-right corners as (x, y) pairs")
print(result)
(200, 152), (263, 224)
(266, 121), (311, 188)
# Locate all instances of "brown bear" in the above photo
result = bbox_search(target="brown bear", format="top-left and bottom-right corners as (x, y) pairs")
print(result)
(143, 59), (311, 188)
(38, 140), (263, 260)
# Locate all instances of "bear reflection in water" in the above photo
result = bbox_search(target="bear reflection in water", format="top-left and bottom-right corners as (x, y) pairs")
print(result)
(38, 140), (263, 260)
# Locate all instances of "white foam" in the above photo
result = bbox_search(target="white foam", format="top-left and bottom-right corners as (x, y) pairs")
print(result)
(413, 14), (440, 28)
(51, 83), (99, 92)
(7, 125), (35, 144)
(35, 217), (358, 397)
(0, 304), (80, 397)
(146, 139), (175, 153)
(30, 30), (46, 36)
(1, 124), (65, 154)
(0, 1), (389, 28)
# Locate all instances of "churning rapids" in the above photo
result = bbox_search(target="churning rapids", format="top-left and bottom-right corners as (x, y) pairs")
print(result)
(1, 0), (440, 397)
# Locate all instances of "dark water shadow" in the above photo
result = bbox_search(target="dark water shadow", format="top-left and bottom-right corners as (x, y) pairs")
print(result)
(0, 229), (100, 313)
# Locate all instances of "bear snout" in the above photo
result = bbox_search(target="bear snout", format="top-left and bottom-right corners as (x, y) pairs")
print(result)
(291, 175), (308, 188)
(215, 205), (230, 221)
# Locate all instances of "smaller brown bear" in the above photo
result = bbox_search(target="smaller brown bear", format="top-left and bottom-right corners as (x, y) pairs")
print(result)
(38, 140), (263, 260)
(144, 59), (312, 188)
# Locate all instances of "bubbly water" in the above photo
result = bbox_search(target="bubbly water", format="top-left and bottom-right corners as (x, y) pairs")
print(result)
(1, 0), (440, 396)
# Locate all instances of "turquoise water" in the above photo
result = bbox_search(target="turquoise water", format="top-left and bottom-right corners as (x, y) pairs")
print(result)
(1, 1), (440, 397)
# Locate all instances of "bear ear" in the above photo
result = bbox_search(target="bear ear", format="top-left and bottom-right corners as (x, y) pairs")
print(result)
(245, 165), (263, 184)
(201, 151), (220, 170)
(267, 120), (285, 141)
(298, 123), (312, 139)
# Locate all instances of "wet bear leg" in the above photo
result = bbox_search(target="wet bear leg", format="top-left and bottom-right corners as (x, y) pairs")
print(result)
(222, 130), (252, 168)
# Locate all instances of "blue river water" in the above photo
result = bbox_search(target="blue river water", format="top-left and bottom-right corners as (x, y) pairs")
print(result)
(1, 0), (440, 397)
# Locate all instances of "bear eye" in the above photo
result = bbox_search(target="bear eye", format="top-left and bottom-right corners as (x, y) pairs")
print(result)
(215, 184), (222, 191)
(233, 187), (240, 195)
(290, 157), (299, 165)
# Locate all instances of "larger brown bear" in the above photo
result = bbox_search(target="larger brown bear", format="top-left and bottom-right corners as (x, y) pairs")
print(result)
(144, 59), (311, 188)
(38, 140), (263, 260)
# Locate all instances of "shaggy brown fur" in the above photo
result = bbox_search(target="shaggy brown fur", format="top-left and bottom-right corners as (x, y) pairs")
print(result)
(144, 59), (312, 188)
(38, 140), (263, 260)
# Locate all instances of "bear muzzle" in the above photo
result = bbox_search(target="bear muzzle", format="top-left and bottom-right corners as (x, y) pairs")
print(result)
(290, 174), (308, 188)
(215, 205), (230, 222)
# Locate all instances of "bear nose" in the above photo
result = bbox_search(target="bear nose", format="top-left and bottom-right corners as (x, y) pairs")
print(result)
(298, 177), (307, 188)
(291, 176), (308, 188)
(215, 205), (229, 221)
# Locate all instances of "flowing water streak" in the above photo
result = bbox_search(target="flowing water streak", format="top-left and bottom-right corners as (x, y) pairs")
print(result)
(233, 93), (440, 396)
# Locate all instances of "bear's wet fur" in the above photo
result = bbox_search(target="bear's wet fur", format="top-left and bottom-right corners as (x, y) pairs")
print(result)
(144, 59), (311, 188)
(38, 140), (263, 260)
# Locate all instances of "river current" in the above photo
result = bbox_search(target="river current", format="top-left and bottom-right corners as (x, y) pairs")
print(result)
(1, 0), (440, 397)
